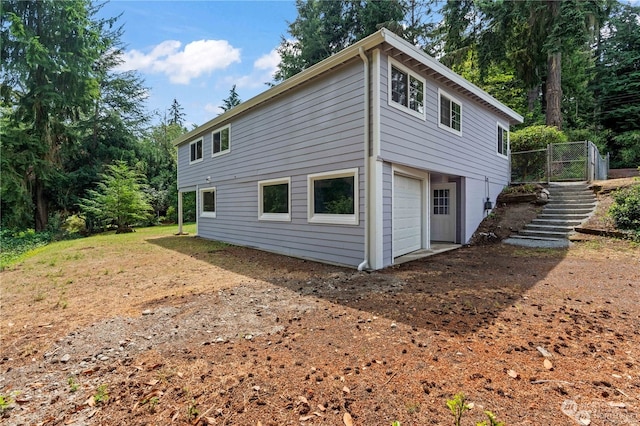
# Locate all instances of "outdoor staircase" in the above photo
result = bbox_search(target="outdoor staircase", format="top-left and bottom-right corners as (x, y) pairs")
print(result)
(505, 182), (597, 247)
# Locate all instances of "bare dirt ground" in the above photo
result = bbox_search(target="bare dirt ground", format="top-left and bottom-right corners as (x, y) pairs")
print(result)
(1, 181), (639, 426)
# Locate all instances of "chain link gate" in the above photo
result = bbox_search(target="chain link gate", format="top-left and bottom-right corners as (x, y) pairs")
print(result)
(549, 141), (588, 181)
(511, 141), (608, 184)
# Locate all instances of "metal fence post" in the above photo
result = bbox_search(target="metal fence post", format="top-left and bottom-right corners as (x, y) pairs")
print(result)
(546, 144), (551, 184)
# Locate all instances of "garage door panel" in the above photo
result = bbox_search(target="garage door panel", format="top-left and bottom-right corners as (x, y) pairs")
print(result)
(393, 175), (422, 257)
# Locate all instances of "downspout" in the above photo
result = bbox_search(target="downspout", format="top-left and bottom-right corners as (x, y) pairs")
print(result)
(357, 47), (370, 271)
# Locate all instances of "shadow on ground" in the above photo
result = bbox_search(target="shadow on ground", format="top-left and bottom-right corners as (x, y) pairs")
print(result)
(148, 236), (568, 336)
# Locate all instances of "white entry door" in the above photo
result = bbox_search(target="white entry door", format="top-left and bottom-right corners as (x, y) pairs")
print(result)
(393, 174), (423, 257)
(431, 183), (456, 242)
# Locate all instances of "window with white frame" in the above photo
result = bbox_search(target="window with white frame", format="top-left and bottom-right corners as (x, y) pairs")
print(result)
(389, 61), (425, 118)
(189, 138), (203, 164)
(497, 124), (509, 157)
(438, 89), (462, 134)
(259, 177), (291, 221)
(200, 187), (216, 218)
(211, 125), (230, 157)
(308, 168), (359, 225)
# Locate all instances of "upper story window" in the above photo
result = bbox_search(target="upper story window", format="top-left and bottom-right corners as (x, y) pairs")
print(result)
(212, 125), (230, 157)
(200, 187), (216, 218)
(189, 138), (203, 164)
(497, 124), (509, 157)
(389, 60), (425, 119)
(259, 177), (291, 222)
(438, 89), (462, 135)
(308, 168), (359, 225)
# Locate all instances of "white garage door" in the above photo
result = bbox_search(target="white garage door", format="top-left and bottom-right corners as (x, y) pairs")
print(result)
(393, 174), (422, 257)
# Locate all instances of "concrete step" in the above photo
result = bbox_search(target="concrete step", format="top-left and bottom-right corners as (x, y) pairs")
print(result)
(524, 224), (575, 233)
(531, 218), (584, 227)
(538, 213), (591, 220)
(519, 229), (569, 239)
(507, 235), (568, 242)
(547, 193), (596, 199)
(548, 187), (592, 193)
(546, 202), (596, 209)
(548, 190), (591, 195)
(548, 196), (596, 202)
(543, 207), (595, 214)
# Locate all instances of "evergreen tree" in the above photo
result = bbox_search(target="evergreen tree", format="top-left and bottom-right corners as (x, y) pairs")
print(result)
(274, 0), (404, 81)
(439, 0), (607, 130)
(0, 0), (138, 230)
(78, 160), (152, 233)
(593, 2), (640, 167)
(220, 85), (241, 112)
(168, 98), (185, 126)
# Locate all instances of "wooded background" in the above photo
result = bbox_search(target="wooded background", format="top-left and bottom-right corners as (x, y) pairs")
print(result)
(2, 0), (638, 232)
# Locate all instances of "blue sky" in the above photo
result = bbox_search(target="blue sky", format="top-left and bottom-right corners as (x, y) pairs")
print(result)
(98, 1), (298, 127)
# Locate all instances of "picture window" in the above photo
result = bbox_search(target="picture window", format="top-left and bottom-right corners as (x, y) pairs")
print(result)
(259, 178), (291, 221)
(308, 169), (359, 225)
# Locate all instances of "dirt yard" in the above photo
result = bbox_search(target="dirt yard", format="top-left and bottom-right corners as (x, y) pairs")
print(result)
(1, 183), (639, 426)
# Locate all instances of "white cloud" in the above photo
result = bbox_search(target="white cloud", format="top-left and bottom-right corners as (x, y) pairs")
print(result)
(254, 49), (280, 72)
(223, 48), (282, 91)
(204, 102), (224, 116)
(118, 39), (241, 85)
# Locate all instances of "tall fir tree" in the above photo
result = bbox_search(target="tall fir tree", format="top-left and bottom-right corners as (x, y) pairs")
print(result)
(1, 0), (148, 230)
(168, 98), (185, 126)
(592, 2), (640, 167)
(220, 85), (241, 112)
(274, 0), (404, 82)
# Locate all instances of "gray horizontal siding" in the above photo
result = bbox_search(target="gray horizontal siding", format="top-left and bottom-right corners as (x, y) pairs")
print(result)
(378, 53), (510, 185)
(178, 59), (367, 268)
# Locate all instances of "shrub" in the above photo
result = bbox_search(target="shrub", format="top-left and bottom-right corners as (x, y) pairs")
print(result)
(63, 215), (86, 234)
(609, 184), (640, 233)
(511, 125), (568, 152)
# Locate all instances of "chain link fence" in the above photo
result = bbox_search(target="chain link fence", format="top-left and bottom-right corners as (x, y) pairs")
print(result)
(511, 141), (609, 183)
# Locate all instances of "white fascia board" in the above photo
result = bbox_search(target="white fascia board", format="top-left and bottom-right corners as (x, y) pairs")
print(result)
(379, 29), (524, 125)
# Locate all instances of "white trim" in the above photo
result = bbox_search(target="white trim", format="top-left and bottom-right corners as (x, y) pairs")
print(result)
(372, 49), (382, 158)
(258, 177), (291, 222)
(369, 49), (384, 269)
(496, 122), (509, 158)
(437, 88), (463, 136)
(211, 124), (231, 158)
(370, 159), (384, 269)
(199, 186), (217, 218)
(307, 168), (359, 225)
(387, 59), (426, 120)
(189, 137), (203, 164)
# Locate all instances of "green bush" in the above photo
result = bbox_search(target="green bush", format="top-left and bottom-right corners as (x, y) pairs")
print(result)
(511, 125), (568, 152)
(63, 215), (86, 234)
(609, 184), (640, 234)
